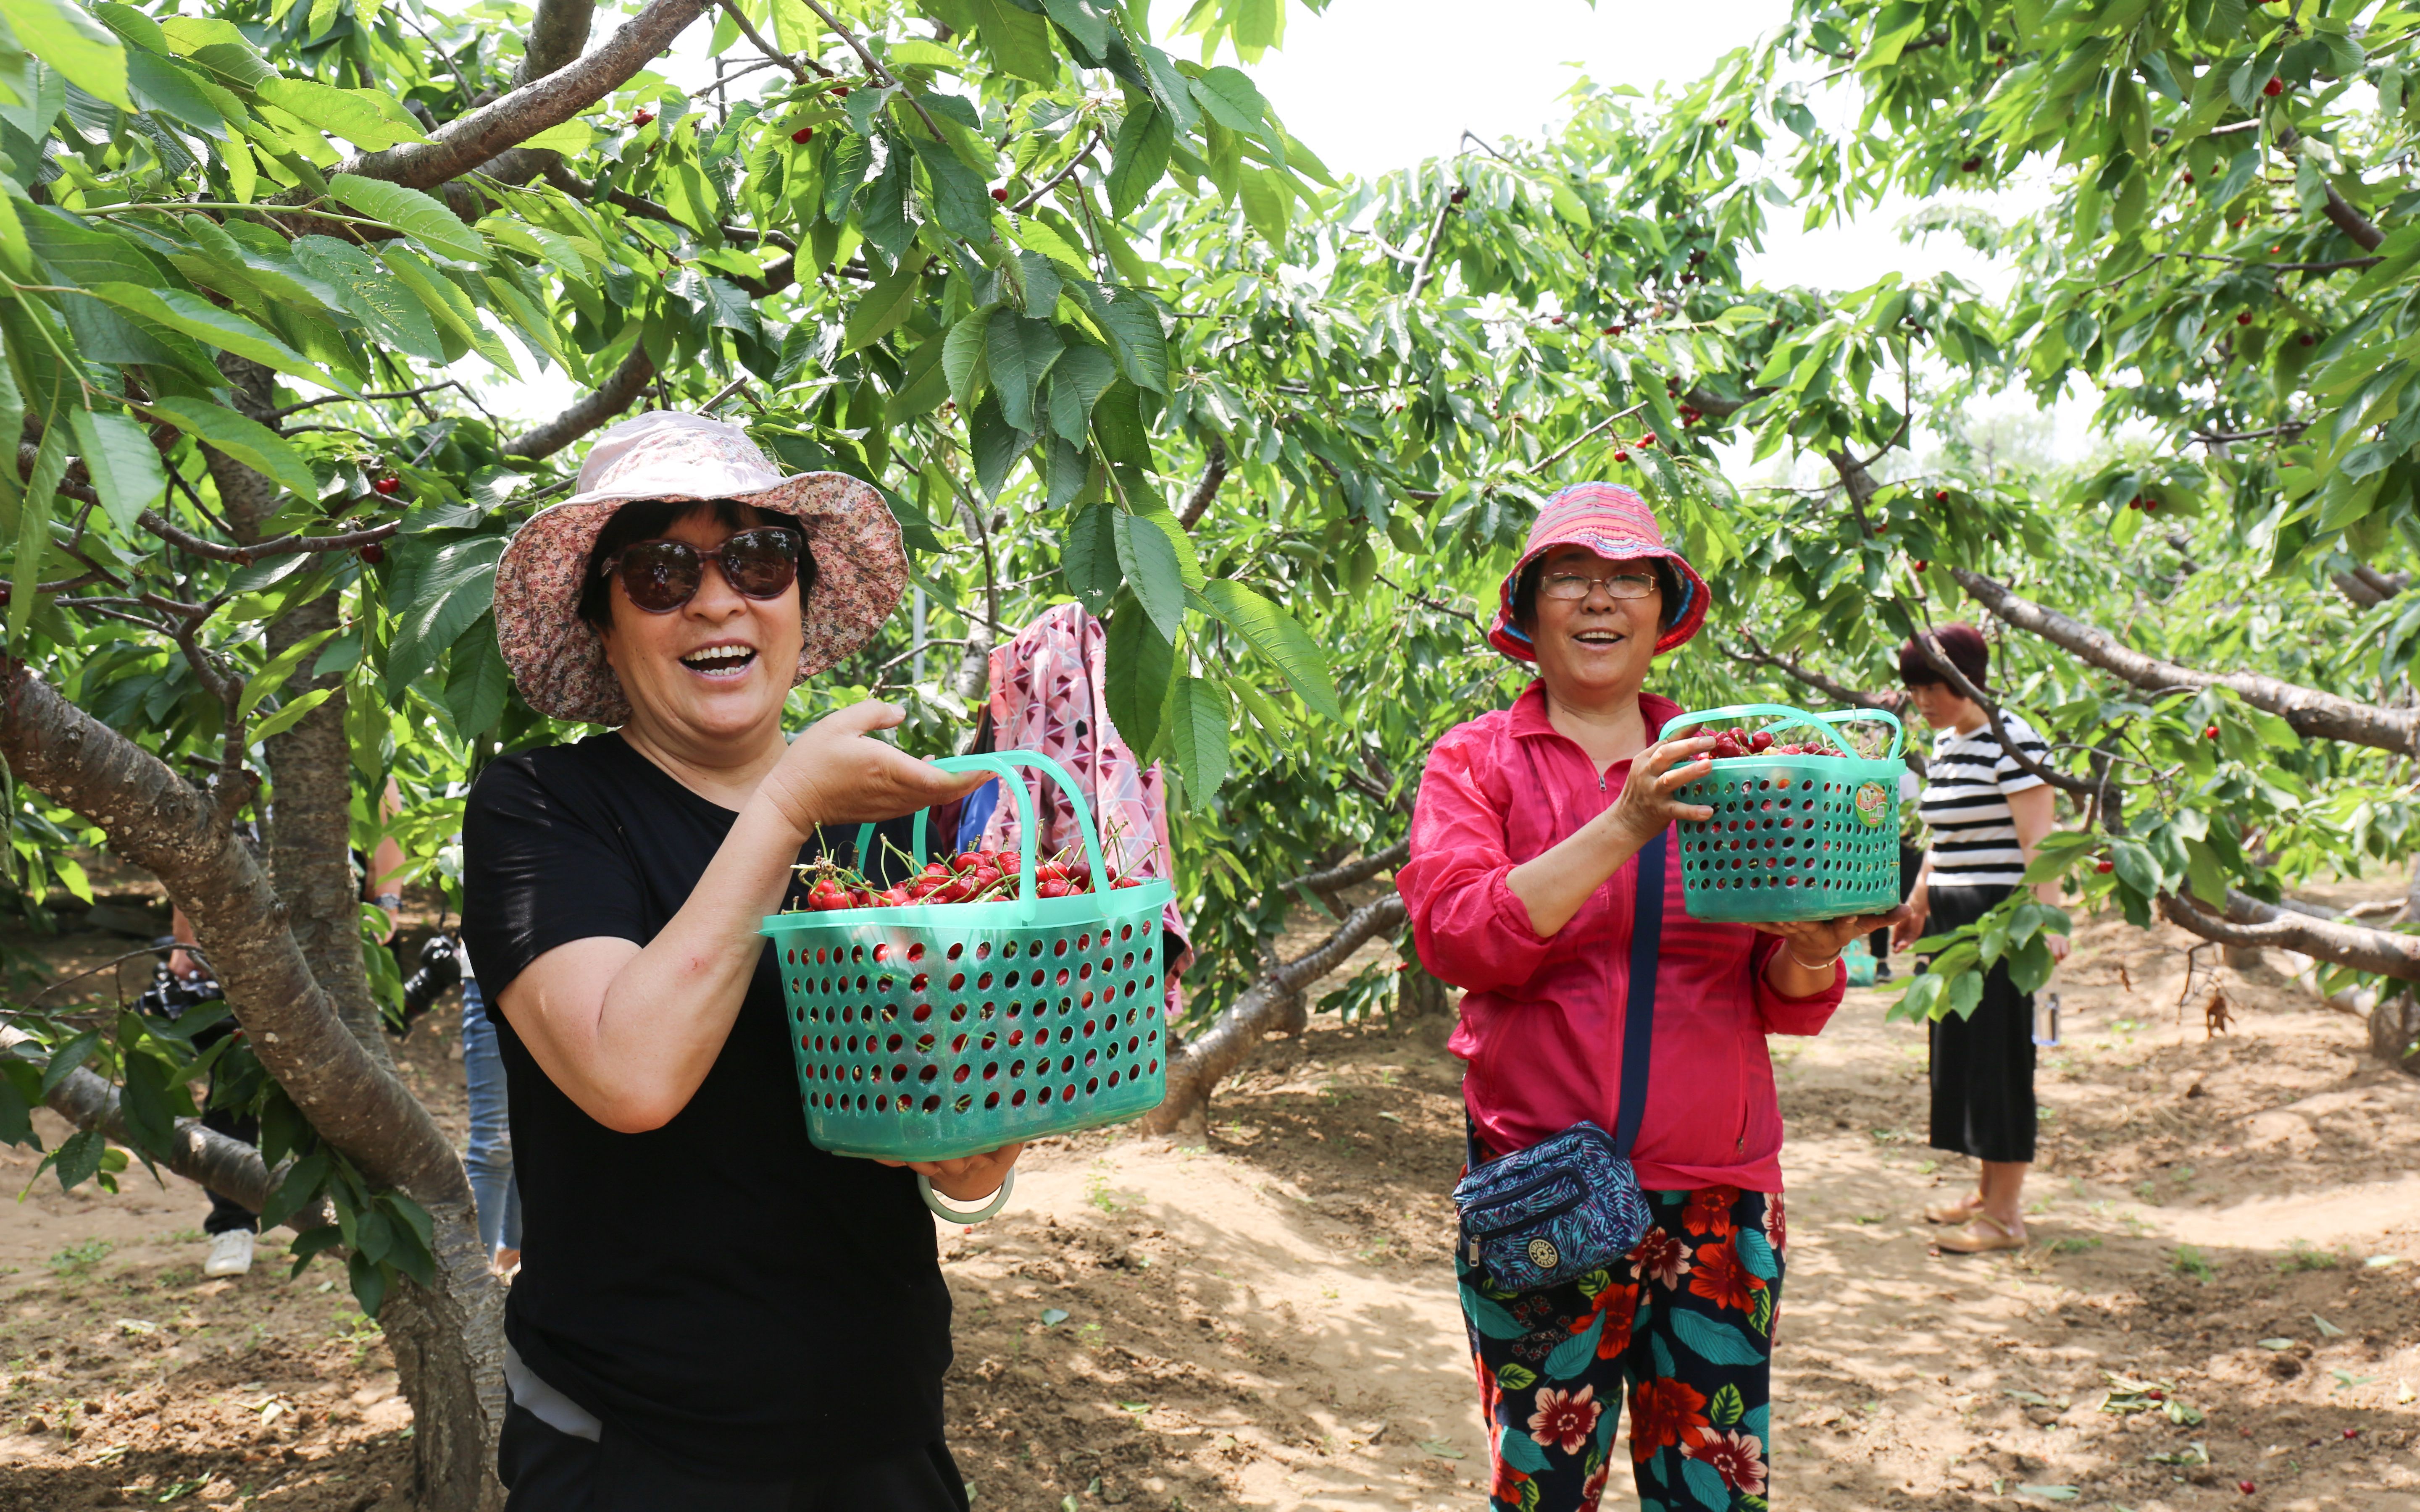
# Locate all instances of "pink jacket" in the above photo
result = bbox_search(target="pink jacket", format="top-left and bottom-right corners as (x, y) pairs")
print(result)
(1397, 684), (1844, 1192)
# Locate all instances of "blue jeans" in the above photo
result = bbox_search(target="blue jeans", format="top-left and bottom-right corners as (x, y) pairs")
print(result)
(462, 980), (521, 1257)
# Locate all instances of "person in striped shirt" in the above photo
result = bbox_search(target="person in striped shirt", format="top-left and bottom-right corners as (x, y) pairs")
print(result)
(1889, 622), (2070, 1254)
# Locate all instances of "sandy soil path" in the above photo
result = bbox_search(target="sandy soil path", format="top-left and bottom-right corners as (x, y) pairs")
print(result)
(3, 897), (2417, 1509)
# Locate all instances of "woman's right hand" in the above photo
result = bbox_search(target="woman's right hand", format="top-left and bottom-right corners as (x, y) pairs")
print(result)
(1600, 735), (1719, 845)
(758, 700), (989, 837)
(1892, 895), (1931, 951)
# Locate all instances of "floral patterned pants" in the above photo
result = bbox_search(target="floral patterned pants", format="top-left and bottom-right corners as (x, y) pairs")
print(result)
(1457, 1186), (1784, 1512)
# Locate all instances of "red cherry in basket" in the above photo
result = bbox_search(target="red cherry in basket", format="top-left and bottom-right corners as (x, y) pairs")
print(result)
(1039, 879), (1071, 898)
(1749, 731), (1774, 753)
(1113, 876), (1141, 888)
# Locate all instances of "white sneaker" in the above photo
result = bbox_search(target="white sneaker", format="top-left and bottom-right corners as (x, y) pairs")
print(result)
(203, 1229), (255, 1277)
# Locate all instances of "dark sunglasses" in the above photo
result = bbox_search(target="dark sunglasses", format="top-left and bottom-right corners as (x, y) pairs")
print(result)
(600, 527), (803, 614)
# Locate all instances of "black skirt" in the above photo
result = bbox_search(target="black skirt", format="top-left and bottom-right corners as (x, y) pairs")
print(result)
(1923, 882), (2036, 1163)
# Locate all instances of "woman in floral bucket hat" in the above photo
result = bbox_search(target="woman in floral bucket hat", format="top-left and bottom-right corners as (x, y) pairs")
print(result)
(462, 412), (1000, 1509)
(1398, 482), (1905, 1511)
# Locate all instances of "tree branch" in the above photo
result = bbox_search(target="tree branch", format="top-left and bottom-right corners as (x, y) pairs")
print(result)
(2, 1021), (338, 1231)
(1407, 193), (1456, 300)
(137, 509), (396, 565)
(514, 0), (597, 87)
(2160, 888), (2420, 981)
(713, 0), (815, 84)
(1907, 625), (2095, 796)
(1953, 567), (2420, 755)
(1140, 893), (1409, 1135)
(341, 0), (711, 191)
(0, 663), (470, 1210)
(790, 0), (948, 142)
(1013, 131), (1102, 213)
(501, 348), (658, 459)
(1176, 436), (1227, 528)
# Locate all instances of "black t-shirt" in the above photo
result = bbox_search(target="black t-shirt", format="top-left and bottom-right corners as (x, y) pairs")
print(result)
(461, 733), (947, 1480)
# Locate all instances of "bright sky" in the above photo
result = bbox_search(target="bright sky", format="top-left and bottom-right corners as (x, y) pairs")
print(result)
(484, 1), (2090, 459)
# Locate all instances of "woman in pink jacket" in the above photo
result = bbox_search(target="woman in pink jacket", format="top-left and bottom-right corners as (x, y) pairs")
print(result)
(1398, 483), (1904, 1512)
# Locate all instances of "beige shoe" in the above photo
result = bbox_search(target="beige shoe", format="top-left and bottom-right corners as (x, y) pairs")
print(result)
(203, 1229), (255, 1277)
(1934, 1215), (2025, 1254)
(1923, 1194), (1984, 1225)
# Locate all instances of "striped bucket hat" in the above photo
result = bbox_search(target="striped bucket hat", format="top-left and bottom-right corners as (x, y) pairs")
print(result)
(1486, 482), (1710, 661)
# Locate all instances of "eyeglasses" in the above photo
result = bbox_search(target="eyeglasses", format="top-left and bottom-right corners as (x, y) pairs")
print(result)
(1538, 570), (1658, 601)
(600, 528), (803, 614)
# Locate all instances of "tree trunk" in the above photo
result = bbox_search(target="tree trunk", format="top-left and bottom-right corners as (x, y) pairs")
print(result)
(1142, 894), (1407, 1134)
(0, 662), (505, 1508)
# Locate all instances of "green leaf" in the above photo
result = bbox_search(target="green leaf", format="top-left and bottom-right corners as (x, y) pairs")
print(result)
(386, 533), (505, 691)
(942, 304), (995, 412)
(238, 626), (339, 718)
(1062, 501), (1121, 613)
(47, 1126), (105, 1192)
(39, 1028), (100, 1097)
(1102, 589), (1174, 755)
(1165, 676), (1229, 793)
(1224, 672), (1289, 737)
(1108, 102), (1173, 218)
(117, 1051), (176, 1160)
(1543, 1308), (1605, 1378)
(842, 249), (929, 353)
(1038, 0), (1106, 55)
(142, 397), (317, 497)
(325, 174), (484, 262)
(82, 283), (317, 382)
(1189, 66), (1275, 150)
(439, 613), (509, 738)
(0, 0), (130, 110)
(1113, 508), (1188, 641)
(245, 686), (334, 744)
(292, 236), (445, 362)
(255, 78), (429, 150)
(10, 417), (63, 646)
(985, 309), (1063, 435)
(1067, 281), (1168, 393)
(964, 0), (1058, 83)
(1709, 1383), (1746, 1427)
(64, 408), (162, 532)
(1200, 579), (1342, 719)
(2110, 837), (2161, 898)
(906, 135), (996, 242)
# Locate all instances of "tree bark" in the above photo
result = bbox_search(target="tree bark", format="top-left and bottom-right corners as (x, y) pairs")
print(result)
(1141, 894), (1407, 1135)
(514, 0), (597, 86)
(1176, 437), (1228, 528)
(2157, 887), (2420, 981)
(207, 359), (394, 1062)
(1954, 568), (2420, 756)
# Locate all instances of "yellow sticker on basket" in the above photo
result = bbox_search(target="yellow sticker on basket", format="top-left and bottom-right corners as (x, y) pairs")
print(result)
(1853, 781), (1890, 828)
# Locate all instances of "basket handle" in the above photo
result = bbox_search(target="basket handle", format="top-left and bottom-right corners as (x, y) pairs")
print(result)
(850, 751), (1113, 917)
(1809, 706), (1906, 761)
(1660, 701), (1854, 758)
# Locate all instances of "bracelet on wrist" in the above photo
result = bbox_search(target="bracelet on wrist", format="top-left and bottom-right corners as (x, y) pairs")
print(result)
(1787, 948), (1843, 972)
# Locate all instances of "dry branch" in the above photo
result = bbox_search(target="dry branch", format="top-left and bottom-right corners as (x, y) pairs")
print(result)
(2158, 888), (2420, 982)
(1953, 567), (2420, 755)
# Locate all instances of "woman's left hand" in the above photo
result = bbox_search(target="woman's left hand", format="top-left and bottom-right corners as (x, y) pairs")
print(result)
(876, 1142), (1024, 1202)
(1755, 906), (1912, 965)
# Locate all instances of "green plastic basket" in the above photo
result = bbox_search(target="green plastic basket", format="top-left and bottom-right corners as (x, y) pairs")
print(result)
(1665, 702), (1907, 924)
(760, 751), (1172, 1163)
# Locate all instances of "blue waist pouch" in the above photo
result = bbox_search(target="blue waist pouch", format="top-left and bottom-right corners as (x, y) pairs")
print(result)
(1451, 832), (1668, 1295)
(1452, 1119), (1651, 1291)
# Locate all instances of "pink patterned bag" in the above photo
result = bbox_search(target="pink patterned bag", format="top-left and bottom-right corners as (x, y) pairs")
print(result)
(976, 604), (1193, 1017)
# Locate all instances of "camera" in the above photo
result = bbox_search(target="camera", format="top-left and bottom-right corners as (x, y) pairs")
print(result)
(136, 953), (223, 1020)
(401, 933), (463, 1023)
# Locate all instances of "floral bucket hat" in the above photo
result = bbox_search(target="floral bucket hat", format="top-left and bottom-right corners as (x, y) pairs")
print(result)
(1486, 481), (1710, 661)
(493, 410), (907, 725)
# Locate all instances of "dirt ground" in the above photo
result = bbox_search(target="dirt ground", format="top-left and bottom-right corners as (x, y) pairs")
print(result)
(3, 884), (2418, 1510)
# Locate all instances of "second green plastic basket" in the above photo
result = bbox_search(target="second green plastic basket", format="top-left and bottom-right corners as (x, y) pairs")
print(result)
(760, 751), (1171, 1162)
(1665, 702), (1907, 924)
